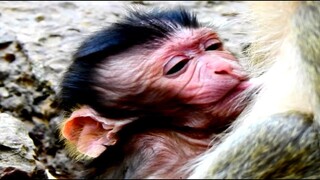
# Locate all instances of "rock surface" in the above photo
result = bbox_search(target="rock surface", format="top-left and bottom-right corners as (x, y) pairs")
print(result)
(0, 113), (37, 179)
(0, 1), (250, 178)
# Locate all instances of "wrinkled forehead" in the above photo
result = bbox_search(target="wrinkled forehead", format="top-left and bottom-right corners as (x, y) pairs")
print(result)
(170, 27), (218, 42)
(96, 27), (219, 77)
(162, 27), (219, 51)
(147, 27), (219, 62)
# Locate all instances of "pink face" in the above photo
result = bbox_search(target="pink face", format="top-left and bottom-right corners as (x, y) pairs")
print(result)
(150, 28), (249, 106)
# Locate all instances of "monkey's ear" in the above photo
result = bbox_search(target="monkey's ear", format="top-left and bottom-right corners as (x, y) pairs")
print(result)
(61, 106), (133, 158)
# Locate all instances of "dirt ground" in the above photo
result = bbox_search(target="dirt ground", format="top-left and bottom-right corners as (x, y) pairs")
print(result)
(0, 1), (251, 178)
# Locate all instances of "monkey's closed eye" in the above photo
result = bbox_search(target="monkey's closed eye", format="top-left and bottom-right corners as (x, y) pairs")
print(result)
(205, 43), (222, 51)
(204, 39), (222, 51)
(164, 57), (190, 76)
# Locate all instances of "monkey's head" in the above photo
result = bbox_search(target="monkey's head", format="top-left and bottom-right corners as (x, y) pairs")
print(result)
(60, 7), (252, 119)
(58, 7), (256, 158)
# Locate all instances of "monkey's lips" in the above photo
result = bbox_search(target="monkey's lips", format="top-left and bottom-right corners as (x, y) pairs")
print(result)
(221, 80), (252, 103)
(234, 80), (252, 91)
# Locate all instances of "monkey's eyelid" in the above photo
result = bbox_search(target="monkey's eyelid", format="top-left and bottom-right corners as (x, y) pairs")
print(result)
(204, 39), (222, 51)
(164, 57), (190, 76)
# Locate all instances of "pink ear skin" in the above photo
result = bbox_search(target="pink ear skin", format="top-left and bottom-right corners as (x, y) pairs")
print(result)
(62, 106), (134, 158)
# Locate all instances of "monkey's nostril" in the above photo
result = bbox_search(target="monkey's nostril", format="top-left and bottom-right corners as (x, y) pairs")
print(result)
(215, 69), (231, 75)
(214, 64), (248, 80)
(214, 63), (234, 75)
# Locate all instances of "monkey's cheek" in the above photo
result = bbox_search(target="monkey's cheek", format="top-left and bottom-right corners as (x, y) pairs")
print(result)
(182, 84), (237, 105)
(184, 90), (227, 104)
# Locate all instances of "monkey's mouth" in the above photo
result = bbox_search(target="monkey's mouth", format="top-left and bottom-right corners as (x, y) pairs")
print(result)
(221, 79), (252, 104)
(221, 69), (252, 100)
(234, 80), (252, 91)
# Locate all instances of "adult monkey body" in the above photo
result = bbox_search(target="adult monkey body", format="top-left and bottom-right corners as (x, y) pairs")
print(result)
(190, 1), (320, 179)
(58, 7), (257, 179)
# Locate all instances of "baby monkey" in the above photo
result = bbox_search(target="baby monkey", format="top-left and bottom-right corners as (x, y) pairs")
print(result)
(58, 7), (257, 179)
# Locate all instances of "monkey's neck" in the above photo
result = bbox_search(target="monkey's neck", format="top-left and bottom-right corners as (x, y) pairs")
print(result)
(124, 129), (217, 179)
(89, 115), (225, 179)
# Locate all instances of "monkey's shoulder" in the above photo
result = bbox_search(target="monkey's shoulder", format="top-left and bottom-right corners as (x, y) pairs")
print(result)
(208, 111), (320, 179)
(259, 111), (318, 143)
(240, 111), (320, 178)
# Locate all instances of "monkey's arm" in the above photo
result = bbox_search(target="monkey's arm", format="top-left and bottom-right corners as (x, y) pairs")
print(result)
(202, 112), (320, 179)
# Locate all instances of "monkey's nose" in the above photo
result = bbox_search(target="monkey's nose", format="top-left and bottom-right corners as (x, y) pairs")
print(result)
(212, 61), (248, 80)
(214, 62), (234, 75)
